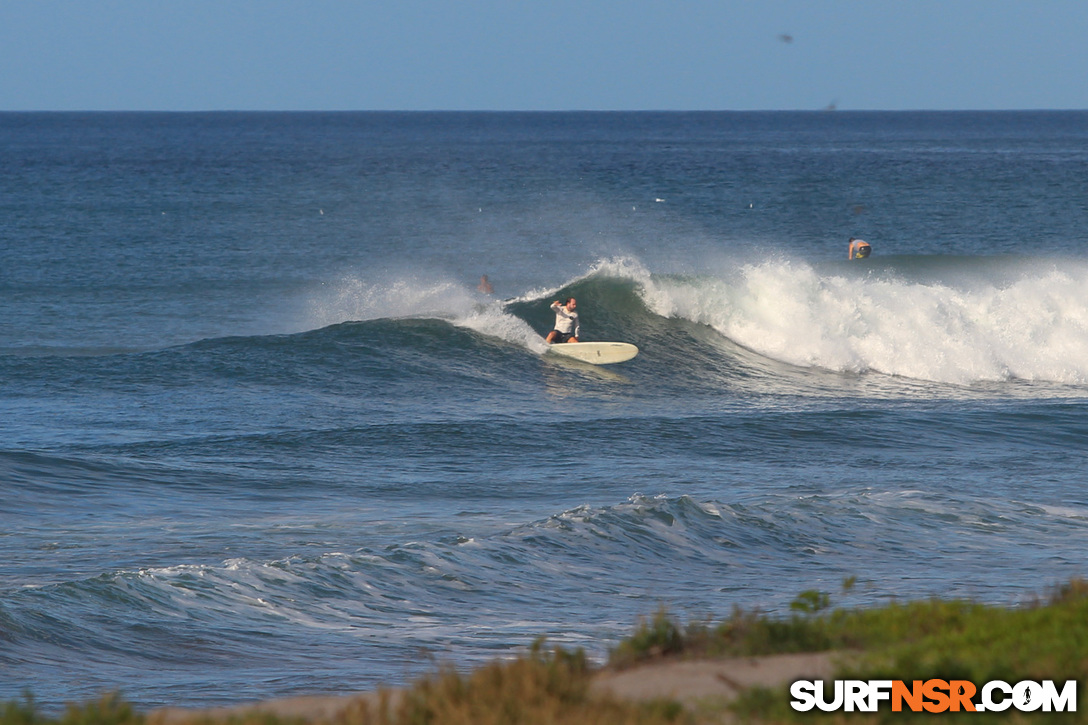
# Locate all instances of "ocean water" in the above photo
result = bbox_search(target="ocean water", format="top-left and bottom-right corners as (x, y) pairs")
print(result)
(2, 111), (1088, 710)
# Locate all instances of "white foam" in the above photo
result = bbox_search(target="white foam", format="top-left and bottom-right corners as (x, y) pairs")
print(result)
(638, 258), (1088, 385)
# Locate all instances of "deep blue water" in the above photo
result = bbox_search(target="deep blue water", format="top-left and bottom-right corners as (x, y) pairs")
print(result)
(2, 111), (1088, 710)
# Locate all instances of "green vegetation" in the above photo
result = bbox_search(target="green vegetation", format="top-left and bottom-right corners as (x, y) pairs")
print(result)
(614, 578), (1088, 722)
(612, 579), (1088, 678)
(2, 694), (142, 725)
(609, 607), (686, 667)
(5, 580), (1088, 724)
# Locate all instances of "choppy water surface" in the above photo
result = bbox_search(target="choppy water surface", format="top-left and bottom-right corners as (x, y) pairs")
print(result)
(2, 112), (1087, 709)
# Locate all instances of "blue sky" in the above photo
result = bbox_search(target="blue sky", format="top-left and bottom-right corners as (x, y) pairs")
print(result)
(3, 1), (1087, 111)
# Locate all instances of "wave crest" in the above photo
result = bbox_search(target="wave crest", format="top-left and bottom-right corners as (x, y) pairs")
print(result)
(639, 258), (1088, 385)
(306, 275), (546, 352)
(298, 255), (1088, 387)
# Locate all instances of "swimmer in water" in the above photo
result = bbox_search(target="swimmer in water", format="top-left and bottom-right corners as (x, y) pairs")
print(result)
(848, 237), (872, 259)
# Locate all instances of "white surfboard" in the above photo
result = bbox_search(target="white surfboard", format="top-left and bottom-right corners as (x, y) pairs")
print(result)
(545, 341), (639, 365)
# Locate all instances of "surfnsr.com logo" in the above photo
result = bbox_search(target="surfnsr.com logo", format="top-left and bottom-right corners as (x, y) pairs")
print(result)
(790, 679), (1077, 713)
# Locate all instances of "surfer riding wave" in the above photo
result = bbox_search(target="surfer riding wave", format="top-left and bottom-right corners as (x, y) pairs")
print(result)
(546, 298), (581, 343)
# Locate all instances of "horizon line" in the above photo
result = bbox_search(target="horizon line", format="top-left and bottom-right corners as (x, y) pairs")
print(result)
(2, 107), (1086, 114)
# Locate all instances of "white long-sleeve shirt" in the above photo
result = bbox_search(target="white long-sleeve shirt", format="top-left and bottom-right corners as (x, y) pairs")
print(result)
(551, 301), (581, 338)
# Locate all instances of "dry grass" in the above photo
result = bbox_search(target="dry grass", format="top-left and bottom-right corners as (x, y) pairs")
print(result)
(335, 641), (686, 725)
